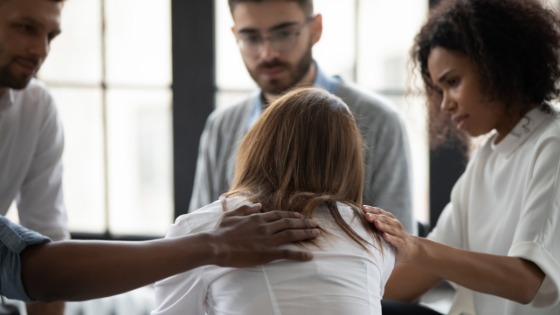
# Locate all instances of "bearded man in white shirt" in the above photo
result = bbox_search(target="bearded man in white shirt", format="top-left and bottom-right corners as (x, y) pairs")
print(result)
(0, 0), (68, 314)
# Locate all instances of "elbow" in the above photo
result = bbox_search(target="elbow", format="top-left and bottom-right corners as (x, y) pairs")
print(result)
(514, 291), (536, 305)
(512, 259), (546, 305)
(509, 276), (544, 304)
(512, 283), (541, 305)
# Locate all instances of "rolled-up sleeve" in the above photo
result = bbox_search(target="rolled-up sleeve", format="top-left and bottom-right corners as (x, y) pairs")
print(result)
(0, 216), (50, 302)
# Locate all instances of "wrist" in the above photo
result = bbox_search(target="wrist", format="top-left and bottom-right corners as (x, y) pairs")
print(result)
(410, 236), (429, 265)
(199, 231), (229, 266)
(170, 232), (218, 268)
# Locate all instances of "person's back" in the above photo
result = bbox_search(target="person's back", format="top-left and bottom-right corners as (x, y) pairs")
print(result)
(153, 196), (394, 315)
(153, 87), (395, 315)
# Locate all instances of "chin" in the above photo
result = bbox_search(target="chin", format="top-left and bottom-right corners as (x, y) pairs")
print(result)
(260, 82), (292, 95)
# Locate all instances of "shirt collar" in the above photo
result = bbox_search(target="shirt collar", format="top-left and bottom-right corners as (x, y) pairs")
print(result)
(491, 107), (551, 156)
(247, 61), (340, 129)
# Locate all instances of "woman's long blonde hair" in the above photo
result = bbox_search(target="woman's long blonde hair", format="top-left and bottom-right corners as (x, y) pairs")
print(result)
(224, 87), (382, 251)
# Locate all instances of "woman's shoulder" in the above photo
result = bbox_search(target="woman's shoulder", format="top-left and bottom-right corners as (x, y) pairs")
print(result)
(168, 198), (230, 237)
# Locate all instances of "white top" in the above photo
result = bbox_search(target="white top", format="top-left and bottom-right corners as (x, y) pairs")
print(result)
(0, 79), (69, 241)
(428, 108), (560, 315)
(152, 196), (395, 315)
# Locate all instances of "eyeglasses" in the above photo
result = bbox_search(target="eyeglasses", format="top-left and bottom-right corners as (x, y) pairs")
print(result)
(235, 16), (315, 58)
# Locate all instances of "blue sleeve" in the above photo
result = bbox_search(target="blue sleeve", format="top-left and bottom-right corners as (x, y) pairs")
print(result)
(0, 216), (50, 302)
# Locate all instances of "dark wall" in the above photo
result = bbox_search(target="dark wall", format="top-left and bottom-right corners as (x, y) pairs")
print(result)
(171, 0), (216, 218)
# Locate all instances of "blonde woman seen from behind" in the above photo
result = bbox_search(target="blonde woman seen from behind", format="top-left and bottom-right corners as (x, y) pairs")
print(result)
(152, 87), (395, 315)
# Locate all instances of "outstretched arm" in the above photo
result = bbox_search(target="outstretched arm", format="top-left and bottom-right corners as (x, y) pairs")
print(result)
(364, 206), (545, 304)
(21, 205), (319, 302)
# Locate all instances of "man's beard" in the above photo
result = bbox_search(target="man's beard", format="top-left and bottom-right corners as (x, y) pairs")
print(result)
(250, 48), (313, 96)
(0, 43), (37, 90)
(0, 62), (34, 89)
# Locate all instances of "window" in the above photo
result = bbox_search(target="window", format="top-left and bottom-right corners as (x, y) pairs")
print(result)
(36, 0), (173, 236)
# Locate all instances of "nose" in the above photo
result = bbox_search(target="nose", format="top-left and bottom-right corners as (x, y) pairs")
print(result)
(257, 38), (281, 61)
(440, 92), (456, 113)
(28, 37), (50, 60)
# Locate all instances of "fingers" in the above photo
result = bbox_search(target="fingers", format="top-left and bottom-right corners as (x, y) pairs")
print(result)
(265, 226), (321, 247)
(362, 205), (382, 214)
(363, 205), (396, 220)
(256, 211), (319, 245)
(370, 213), (401, 234)
(239, 212), (319, 246)
(373, 219), (399, 243)
(363, 206), (396, 226)
(257, 210), (304, 223)
(363, 206), (406, 243)
(213, 208), (320, 267)
(224, 203), (263, 217)
(260, 211), (318, 229)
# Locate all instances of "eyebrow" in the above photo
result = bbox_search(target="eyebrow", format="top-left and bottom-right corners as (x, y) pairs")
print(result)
(436, 69), (453, 84)
(237, 21), (299, 34)
(16, 16), (61, 36)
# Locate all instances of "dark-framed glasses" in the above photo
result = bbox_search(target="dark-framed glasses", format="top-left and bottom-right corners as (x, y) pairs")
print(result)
(236, 16), (315, 58)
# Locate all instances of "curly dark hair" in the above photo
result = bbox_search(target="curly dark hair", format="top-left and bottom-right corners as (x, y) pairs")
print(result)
(412, 0), (560, 148)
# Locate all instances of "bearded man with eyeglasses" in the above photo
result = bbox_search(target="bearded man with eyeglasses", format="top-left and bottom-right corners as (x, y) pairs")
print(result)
(189, 0), (415, 236)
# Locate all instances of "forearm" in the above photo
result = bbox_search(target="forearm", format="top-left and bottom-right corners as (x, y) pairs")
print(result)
(26, 301), (65, 315)
(21, 234), (214, 302)
(414, 237), (545, 304)
(384, 263), (441, 302)
(20, 206), (318, 302)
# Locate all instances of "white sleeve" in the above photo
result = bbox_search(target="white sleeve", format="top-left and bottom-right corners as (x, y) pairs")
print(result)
(17, 89), (69, 241)
(152, 209), (224, 315)
(427, 171), (470, 249)
(508, 133), (560, 308)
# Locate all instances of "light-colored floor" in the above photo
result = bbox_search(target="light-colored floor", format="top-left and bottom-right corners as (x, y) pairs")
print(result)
(420, 282), (455, 314)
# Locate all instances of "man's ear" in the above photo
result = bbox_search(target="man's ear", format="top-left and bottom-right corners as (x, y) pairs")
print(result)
(310, 14), (323, 45)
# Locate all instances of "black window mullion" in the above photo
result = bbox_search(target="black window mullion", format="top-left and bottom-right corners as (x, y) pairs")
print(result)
(171, 0), (216, 219)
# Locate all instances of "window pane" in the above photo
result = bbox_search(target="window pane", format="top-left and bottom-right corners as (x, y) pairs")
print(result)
(105, 0), (171, 86)
(39, 0), (103, 84)
(106, 89), (173, 236)
(382, 93), (429, 223)
(357, 0), (428, 91)
(52, 88), (106, 233)
(313, 0), (357, 80)
(215, 0), (256, 90)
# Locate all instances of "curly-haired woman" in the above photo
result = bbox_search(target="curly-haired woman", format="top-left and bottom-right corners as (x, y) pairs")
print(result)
(369, 0), (560, 314)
